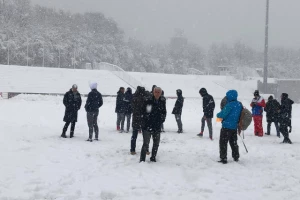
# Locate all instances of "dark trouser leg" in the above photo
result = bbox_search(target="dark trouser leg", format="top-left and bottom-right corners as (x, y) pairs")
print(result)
(62, 122), (70, 136)
(126, 114), (132, 131)
(117, 113), (121, 127)
(201, 116), (206, 132)
(280, 121), (290, 142)
(228, 129), (239, 160)
(93, 111), (99, 139)
(87, 112), (94, 139)
(219, 128), (230, 160)
(207, 118), (213, 138)
(140, 131), (151, 162)
(120, 113), (125, 130)
(70, 122), (76, 137)
(130, 129), (139, 152)
(175, 114), (183, 131)
(267, 122), (271, 135)
(151, 132), (161, 159)
(274, 121), (280, 137)
(161, 123), (164, 130)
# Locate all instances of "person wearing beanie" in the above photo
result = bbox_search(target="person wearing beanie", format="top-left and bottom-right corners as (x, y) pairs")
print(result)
(264, 95), (280, 137)
(250, 90), (266, 137)
(61, 84), (82, 138)
(198, 88), (215, 140)
(172, 89), (184, 133)
(85, 82), (103, 142)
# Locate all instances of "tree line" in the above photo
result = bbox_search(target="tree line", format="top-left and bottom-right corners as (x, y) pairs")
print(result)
(0, 0), (299, 78)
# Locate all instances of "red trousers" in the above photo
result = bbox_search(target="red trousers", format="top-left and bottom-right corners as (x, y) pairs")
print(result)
(253, 115), (263, 136)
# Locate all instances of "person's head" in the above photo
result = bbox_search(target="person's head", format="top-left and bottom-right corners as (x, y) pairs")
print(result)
(176, 89), (182, 97)
(199, 88), (207, 97)
(152, 85), (157, 93)
(140, 87), (145, 96)
(254, 90), (260, 98)
(153, 87), (162, 100)
(89, 82), (97, 90)
(119, 87), (125, 93)
(226, 90), (238, 102)
(127, 87), (132, 94)
(281, 93), (288, 100)
(72, 84), (78, 93)
(268, 95), (274, 101)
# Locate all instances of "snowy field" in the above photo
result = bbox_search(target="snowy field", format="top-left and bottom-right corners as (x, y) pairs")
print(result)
(1, 95), (300, 200)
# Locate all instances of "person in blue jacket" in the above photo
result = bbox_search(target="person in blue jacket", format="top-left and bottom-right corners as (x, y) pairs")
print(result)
(216, 90), (242, 164)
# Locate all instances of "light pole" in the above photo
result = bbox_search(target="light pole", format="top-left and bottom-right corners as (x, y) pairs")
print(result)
(26, 38), (29, 66)
(263, 0), (269, 93)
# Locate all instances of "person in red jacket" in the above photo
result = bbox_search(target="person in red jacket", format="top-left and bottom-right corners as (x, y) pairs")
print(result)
(250, 90), (266, 137)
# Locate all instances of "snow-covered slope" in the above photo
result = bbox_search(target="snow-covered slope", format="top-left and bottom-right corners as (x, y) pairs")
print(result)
(0, 94), (299, 200)
(1, 65), (258, 99)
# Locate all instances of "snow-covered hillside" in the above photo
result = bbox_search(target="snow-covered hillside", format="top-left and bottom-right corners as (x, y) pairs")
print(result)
(0, 95), (299, 200)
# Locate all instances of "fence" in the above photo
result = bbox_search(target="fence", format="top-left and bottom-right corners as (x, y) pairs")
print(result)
(94, 62), (145, 90)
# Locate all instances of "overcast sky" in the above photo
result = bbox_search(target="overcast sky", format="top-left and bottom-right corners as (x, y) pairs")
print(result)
(31, 0), (300, 50)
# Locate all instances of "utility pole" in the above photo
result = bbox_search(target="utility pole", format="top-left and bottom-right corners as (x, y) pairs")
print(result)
(7, 41), (9, 65)
(263, 0), (269, 93)
(27, 38), (29, 66)
(43, 43), (45, 67)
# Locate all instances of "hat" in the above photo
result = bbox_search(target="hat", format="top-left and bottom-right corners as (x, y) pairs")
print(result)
(254, 90), (259, 96)
(72, 84), (78, 89)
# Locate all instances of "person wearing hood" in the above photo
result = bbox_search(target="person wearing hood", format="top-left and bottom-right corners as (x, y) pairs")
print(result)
(61, 84), (82, 138)
(198, 88), (215, 140)
(264, 95), (280, 137)
(172, 89), (184, 133)
(85, 82), (103, 142)
(279, 93), (294, 144)
(115, 87), (126, 132)
(250, 90), (266, 137)
(217, 90), (242, 164)
(124, 87), (133, 133)
(130, 86), (146, 155)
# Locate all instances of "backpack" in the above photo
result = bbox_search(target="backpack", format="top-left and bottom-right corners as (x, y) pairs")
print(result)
(238, 102), (252, 133)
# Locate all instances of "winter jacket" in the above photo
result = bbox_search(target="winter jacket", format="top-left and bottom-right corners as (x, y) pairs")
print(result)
(200, 89), (215, 118)
(250, 96), (266, 116)
(264, 99), (280, 122)
(280, 93), (294, 122)
(85, 89), (103, 113)
(142, 96), (167, 133)
(220, 96), (227, 110)
(132, 87), (146, 129)
(63, 89), (82, 122)
(124, 89), (133, 114)
(115, 91), (126, 113)
(172, 90), (184, 115)
(217, 90), (242, 130)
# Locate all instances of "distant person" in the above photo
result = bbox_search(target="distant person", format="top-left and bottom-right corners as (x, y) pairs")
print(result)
(279, 93), (294, 144)
(264, 95), (280, 137)
(250, 90), (266, 137)
(124, 87), (133, 133)
(61, 84), (82, 138)
(220, 96), (227, 110)
(197, 88), (215, 140)
(85, 82), (103, 142)
(115, 87), (126, 132)
(217, 90), (242, 164)
(140, 87), (166, 162)
(172, 89), (184, 133)
(130, 86), (145, 155)
(161, 90), (166, 132)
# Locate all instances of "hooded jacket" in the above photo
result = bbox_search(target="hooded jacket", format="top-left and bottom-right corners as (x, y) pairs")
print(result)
(264, 96), (280, 122)
(280, 93), (294, 121)
(251, 94), (266, 116)
(124, 88), (133, 114)
(172, 89), (184, 115)
(85, 83), (103, 112)
(63, 89), (82, 122)
(200, 88), (215, 118)
(217, 90), (242, 130)
(115, 89), (126, 113)
(132, 87), (146, 129)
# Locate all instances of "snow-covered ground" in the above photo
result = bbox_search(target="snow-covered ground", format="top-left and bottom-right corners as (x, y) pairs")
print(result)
(1, 95), (300, 200)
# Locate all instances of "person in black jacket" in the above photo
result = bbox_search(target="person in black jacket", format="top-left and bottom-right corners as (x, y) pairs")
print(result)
(279, 93), (294, 144)
(115, 87), (126, 132)
(130, 86), (146, 155)
(198, 88), (215, 140)
(85, 82), (103, 142)
(140, 87), (166, 162)
(264, 95), (280, 137)
(124, 87), (133, 133)
(61, 84), (82, 138)
(172, 89), (184, 133)
(161, 90), (166, 132)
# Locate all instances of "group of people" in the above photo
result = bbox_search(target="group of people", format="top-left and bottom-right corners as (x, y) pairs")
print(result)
(60, 83), (294, 164)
